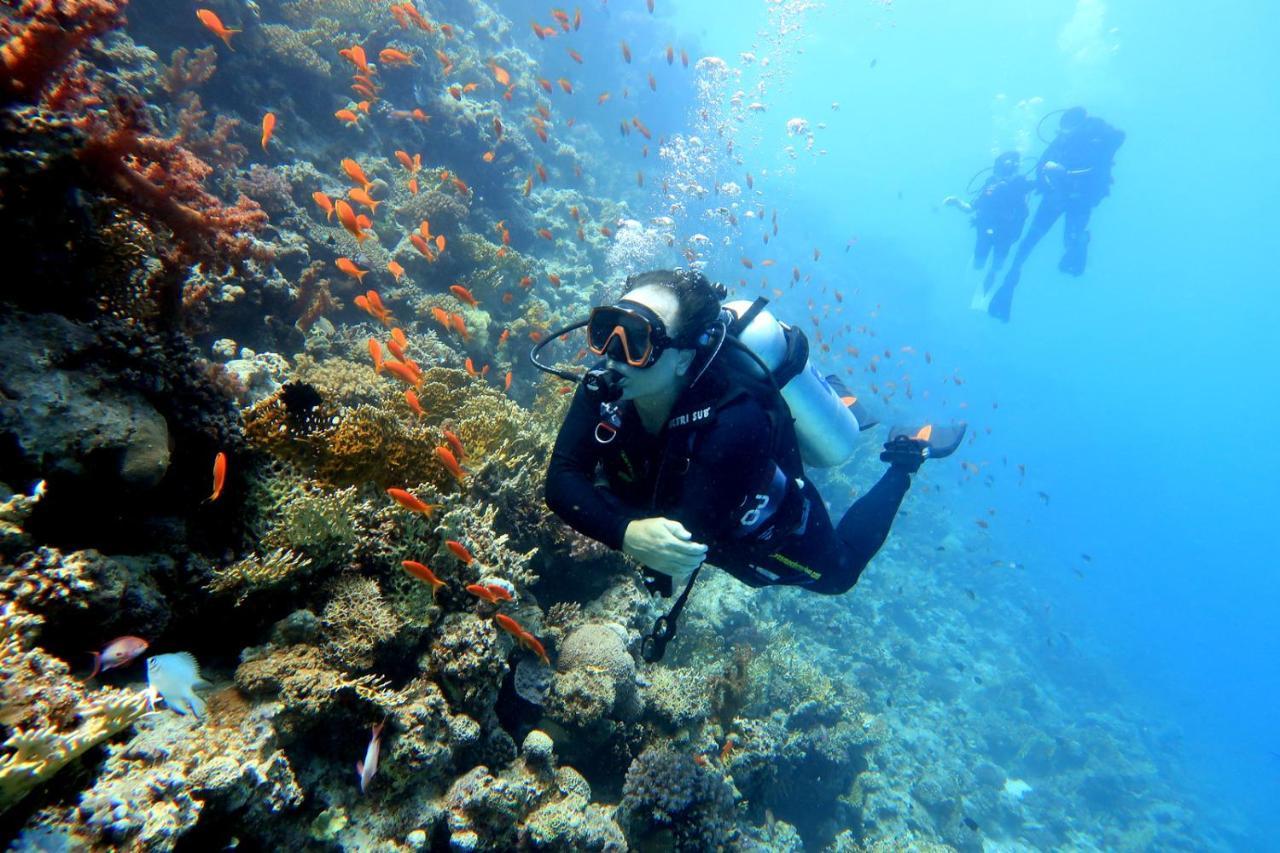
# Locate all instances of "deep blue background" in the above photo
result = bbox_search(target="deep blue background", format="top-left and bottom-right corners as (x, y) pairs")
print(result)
(552, 0), (1280, 839)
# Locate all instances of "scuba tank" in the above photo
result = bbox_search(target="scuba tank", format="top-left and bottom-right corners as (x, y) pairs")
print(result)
(723, 300), (862, 468)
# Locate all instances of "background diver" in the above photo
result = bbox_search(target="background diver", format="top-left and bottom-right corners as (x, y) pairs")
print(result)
(943, 150), (1033, 308)
(535, 269), (965, 661)
(987, 106), (1126, 322)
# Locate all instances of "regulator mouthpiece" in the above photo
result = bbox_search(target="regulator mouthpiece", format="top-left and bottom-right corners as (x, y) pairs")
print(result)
(583, 367), (624, 402)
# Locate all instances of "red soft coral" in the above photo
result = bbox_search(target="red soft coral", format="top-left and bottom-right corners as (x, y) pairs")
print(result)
(78, 101), (270, 278)
(0, 0), (129, 105)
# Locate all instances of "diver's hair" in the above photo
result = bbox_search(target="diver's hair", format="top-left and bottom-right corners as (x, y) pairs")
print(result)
(623, 268), (724, 347)
(994, 151), (1020, 177)
(1060, 106), (1087, 130)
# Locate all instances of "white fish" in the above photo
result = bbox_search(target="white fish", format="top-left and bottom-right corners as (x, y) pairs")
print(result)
(356, 721), (386, 793)
(146, 652), (209, 718)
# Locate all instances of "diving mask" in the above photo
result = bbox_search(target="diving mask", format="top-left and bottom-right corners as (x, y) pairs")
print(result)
(586, 300), (674, 368)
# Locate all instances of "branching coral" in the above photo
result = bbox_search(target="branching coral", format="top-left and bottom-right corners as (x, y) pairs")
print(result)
(158, 46), (216, 98)
(206, 547), (313, 604)
(320, 574), (402, 670)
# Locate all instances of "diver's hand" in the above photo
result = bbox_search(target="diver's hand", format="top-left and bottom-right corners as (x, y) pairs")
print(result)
(623, 517), (707, 581)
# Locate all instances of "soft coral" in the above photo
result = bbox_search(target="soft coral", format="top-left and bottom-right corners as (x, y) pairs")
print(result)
(0, 0), (129, 106)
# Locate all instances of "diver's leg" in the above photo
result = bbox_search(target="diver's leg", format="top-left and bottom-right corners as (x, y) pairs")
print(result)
(973, 229), (993, 270)
(1003, 199), (1060, 282)
(1059, 203), (1093, 275)
(985, 236), (1014, 290)
(990, 200), (1061, 321)
(798, 466), (913, 594)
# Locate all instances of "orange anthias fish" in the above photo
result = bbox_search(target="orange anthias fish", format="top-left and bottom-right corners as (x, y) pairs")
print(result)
(442, 429), (465, 459)
(386, 487), (439, 516)
(342, 45), (373, 75)
(486, 584), (513, 603)
(260, 112), (276, 151)
(409, 233), (432, 258)
(342, 158), (373, 190)
(449, 284), (478, 306)
(402, 560), (446, 598)
(335, 109), (361, 126)
(348, 186), (380, 213)
(504, 370), (513, 392)
(368, 338), (384, 374)
(334, 200), (367, 242)
(336, 257), (368, 283)
(404, 389), (425, 417)
(465, 584), (498, 604)
(379, 48), (415, 66)
(312, 191), (334, 221)
(446, 540), (474, 564)
(494, 613), (524, 638)
(383, 360), (422, 388)
(208, 451), (227, 501)
(387, 260), (405, 281)
(489, 62), (511, 86)
(435, 446), (466, 482)
(196, 9), (239, 50)
(517, 631), (550, 666)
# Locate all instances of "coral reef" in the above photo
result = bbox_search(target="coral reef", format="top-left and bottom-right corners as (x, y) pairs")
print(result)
(0, 604), (148, 813)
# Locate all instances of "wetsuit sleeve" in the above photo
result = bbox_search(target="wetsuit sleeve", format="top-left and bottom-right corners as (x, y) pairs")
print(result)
(667, 399), (775, 544)
(545, 386), (641, 550)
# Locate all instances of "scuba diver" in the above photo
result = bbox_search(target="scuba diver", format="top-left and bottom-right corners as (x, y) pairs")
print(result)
(536, 269), (965, 661)
(988, 106), (1126, 322)
(943, 150), (1033, 307)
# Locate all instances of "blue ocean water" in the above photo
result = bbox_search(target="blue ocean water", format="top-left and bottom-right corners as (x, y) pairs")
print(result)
(637, 0), (1279, 843)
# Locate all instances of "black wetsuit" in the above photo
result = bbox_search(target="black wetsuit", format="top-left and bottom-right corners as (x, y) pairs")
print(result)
(971, 173), (1033, 289)
(545, 360), (911, 595)
(993, 115), (1125, 320)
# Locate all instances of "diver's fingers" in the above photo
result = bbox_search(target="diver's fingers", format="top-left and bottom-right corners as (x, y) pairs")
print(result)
(662, 519), (693, 540)
(667, 538), (707, 557)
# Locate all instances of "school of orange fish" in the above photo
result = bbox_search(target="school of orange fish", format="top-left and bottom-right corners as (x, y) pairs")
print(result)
(195, 0), (1051, 663)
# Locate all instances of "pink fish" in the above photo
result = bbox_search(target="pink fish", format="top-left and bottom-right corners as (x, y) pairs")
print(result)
(89, 635), (149, 678)
(356, 720), (385, 793)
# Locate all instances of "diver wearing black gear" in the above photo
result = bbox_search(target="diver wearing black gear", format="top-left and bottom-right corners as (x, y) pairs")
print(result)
(542, 270), (964, 605)
(945, 151), (1033, 295)
(989, 106), (1125, 321)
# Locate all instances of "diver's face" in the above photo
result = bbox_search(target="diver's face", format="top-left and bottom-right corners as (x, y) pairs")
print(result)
(608, 286), (695, 401)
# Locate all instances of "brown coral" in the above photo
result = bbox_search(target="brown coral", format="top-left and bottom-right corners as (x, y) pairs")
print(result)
(159, 46), (217, 97)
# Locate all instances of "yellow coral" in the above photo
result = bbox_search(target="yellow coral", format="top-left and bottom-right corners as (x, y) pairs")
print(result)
(0, 604), (148, 812)
(207, 547), (313, 603)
